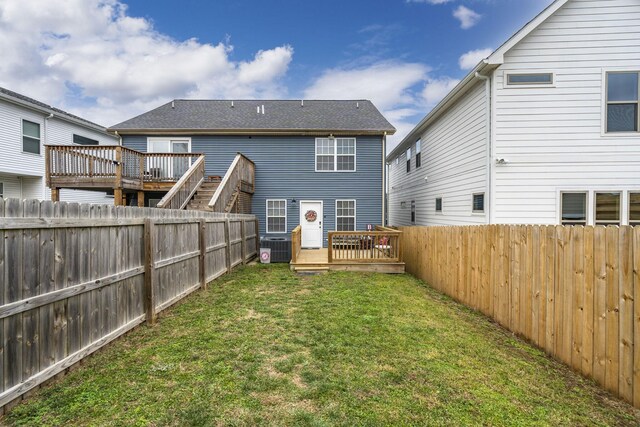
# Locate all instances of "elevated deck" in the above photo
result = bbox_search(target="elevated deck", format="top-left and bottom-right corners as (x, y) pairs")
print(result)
(290, 226), (405, 274)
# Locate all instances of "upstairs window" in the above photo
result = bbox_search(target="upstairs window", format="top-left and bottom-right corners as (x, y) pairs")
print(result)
(336, 200), (356, 231)
(606, 72), (639, 133)
(266, 199), (287, 233)
(416, 139), (422, 168)
(435, 197), (442, 213)
(315, 138), (356, 172)
(506, 73), (553, 85)
(73, 134), (99, 145)
(472, 193), (485, 213)
(22, 120), (40, 154)
(406, 147), (411, 173)
(595, 192), (621, 226)
(630, 193), (640, 226)
(561, 192), (587, 225)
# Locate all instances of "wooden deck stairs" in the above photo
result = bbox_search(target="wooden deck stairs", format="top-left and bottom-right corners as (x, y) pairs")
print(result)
(185, 180), (220, 211)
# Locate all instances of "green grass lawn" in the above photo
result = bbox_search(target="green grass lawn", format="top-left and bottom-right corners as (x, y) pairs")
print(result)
(5, 265), (640, 426)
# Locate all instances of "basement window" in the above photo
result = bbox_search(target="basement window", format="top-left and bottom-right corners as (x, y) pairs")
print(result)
(630, 193), (640, 226)
(560, 192), (587, 225)
(595, 192), (621, 226)
(506, 73), (553, 86)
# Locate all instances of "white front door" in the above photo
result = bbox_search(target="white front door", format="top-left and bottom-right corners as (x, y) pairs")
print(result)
(300, 201), (323, 248)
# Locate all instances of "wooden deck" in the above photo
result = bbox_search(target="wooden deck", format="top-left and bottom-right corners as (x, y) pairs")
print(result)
(290, 226), (405, 274)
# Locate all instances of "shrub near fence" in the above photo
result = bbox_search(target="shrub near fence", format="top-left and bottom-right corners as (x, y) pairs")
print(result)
(0, 198), (258, 410)
(399, 225), (640, 409)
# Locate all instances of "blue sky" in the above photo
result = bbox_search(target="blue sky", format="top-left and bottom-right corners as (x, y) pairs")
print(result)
(0, 0), (554, 149)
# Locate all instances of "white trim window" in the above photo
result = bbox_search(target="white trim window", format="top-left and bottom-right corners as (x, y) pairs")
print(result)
(315, 138), (356, 172)
(606, 72), (639, 133)
(472, 193), (485, 213)
(560, 192), (587, 225)
(630, 192), (640, 226)
(335, 200), (356, 231)
(506, 72), (554, 86)
(411, 200), (416, 224)
(595, 192), (621, 226)
(415, 140), (421, 168)
(266, 199), (287, 233)
(0, 182), (4, 199)
(22, 119), (41, 154)
(435, 197), (442, 213)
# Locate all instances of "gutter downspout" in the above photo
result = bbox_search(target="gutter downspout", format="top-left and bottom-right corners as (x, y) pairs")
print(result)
(475, 72), (492, 225)
(114, 130), (122, 146)
(382, 132), (387, 226)
(43, 113), (54, 199)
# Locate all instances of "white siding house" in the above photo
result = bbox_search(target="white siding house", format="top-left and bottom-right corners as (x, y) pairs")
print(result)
(0, 87), (118, 203)
(388, 0), (640, 227)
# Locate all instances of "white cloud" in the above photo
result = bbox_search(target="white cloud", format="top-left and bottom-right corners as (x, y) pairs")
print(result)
(0, 0), (293, 126)
(453, 5), (482, 29)
(406, 0), (453, 3)
(422, 77), (460, 106)
(458, 48), (493, 70)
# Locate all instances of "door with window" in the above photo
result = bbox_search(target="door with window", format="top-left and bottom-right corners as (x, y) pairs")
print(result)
(300, 201), (323, 248)
(147, 139), (190, 179)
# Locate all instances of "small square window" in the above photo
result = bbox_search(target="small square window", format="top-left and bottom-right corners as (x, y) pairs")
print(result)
(561, 192), (587, 225)
(595, 192), (620, 226)
(630, 193), (640, 226)
(435, 197), (442, 213)
(22, 119), (41, 154)
(472, 193), (485, 213)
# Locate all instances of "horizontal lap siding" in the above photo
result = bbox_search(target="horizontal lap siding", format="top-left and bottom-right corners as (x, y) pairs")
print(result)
(388, 81), (487, 226)
(122, 135), (384, 246)
(493, 0), (640, 224)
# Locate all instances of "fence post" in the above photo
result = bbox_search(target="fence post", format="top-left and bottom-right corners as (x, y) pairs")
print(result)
(241, 219), (247, 264)
(199, 219), (207, 289)
(144, 218), (157, 324)
(328, 233), (333, 263)
(224, 218), (231, 273)
(255, 218), (260, 257)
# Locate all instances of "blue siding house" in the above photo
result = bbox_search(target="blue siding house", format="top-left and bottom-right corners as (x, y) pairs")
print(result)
(109, 100), (395, 248)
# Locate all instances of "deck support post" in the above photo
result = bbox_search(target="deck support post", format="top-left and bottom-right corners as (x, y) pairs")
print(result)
(51, 188), (59, 202)
(137, 191), (145, 208)
(328, 233), (333, 263)
(114, 188), (123, 206)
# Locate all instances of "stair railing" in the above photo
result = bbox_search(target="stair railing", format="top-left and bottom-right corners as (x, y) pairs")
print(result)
(208, 153), (255, 212)
(156, 154), (206, 209)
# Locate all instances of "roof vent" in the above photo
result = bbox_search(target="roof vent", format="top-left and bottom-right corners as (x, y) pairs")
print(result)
(256, 106), (260, 114)
(356, 102), (359, 109)
(231, 100), (234, 108)
(301, 100), (304, 107)
(261, 104), (265, 115)
(171, 101), (175, 109)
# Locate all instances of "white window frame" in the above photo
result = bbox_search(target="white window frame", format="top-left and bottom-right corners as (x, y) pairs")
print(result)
(560, 191), (588, 226)
(147, 137), (192, 153)
(266, 199), (287, 233)
(603, 70), (640, 135)
(472, 193), (485, 214)
(406, 147), (411, 173)
(335, 199), (356, 231)
(435, 197), (443, 214)
(22, 119), (41, 155)
(411, 200), (416, 224)
(415, 139), (421, 168)
(504, 72), (555, 88)
(0, 182), (4, 198)
(594, 191), (622, 226)
(314, 138), (356, 172)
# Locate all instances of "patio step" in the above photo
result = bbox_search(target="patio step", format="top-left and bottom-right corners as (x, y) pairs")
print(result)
(186, 181), (220, 211)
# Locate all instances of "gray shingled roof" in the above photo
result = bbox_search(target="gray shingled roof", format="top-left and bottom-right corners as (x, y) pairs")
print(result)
(0, 87), (108, 131)
(109, 100), (395, 134)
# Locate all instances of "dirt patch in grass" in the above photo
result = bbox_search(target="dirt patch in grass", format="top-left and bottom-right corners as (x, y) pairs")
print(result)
(3, 264), (640, 426)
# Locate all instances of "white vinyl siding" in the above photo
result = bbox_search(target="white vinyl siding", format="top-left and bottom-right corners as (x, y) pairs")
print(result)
(388, 80), (488, 226)
(492, 0), (640, 225)
(266, 199), (287, 233)
(335, 200), (356, 231)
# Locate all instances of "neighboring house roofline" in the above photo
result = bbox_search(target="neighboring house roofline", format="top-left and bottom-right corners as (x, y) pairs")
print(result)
(107, 129), (394, 136)
(387, 0), (570, 161)
(0, 87), (112, 136)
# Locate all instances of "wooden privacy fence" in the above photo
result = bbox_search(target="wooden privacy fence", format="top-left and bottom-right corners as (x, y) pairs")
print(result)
(399, 225), (640, 409)
(0, 198), (258, 409)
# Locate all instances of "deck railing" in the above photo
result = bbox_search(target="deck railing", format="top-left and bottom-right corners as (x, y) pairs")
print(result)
(328, 226), (403, 263)
(46, 145), (205, 190)
(291, 225), (302, 263)
(208, 153), (255, 213)
(156, 155), (206, 209)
